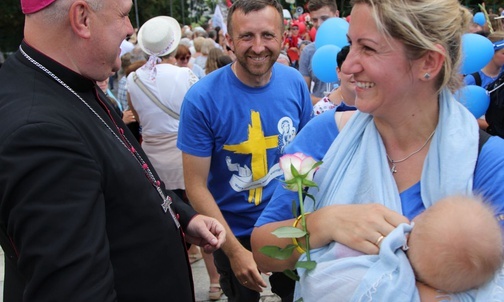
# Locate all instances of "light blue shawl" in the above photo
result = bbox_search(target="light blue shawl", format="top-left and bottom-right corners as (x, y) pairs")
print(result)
(297, 223), (416, 301)
(296, 89), (504, 301)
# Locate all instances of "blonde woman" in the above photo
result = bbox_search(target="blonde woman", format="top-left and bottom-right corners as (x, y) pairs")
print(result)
(252, 0), (504, 300)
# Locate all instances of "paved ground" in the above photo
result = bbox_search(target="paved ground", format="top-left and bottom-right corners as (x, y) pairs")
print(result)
(191, 256), (281, 302)
(0, 249), (280, 302)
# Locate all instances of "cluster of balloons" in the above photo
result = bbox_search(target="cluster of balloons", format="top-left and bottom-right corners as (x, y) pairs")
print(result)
(454, 32), (493, 118)
(311, 17), (349, 83)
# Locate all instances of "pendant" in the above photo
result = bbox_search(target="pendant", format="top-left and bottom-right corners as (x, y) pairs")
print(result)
(391, 163), (397, 174)
(161, 197), (170, 212)
(162, 196), (181, 228)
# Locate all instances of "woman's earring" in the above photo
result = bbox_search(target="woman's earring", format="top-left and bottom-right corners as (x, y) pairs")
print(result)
(424, 73), (431, 79)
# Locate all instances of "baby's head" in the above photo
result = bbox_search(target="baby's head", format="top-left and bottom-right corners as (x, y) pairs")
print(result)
(407, 195), (503, 292)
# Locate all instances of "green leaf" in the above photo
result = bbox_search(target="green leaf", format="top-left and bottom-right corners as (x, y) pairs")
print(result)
(312, 161), (323, 169)
(302, 179), (318, 188)
(259, 245), (296, 260)
(283, 269), (300, 281)
(305, 192), (316, 202)
(272, 226), (306, 238)
(295, 260), (317, 270)
(290, 164), (300, 178)
(284, 178), (297, 185)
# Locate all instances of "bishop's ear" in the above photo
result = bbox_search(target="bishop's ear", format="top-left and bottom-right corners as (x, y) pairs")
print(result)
(69, 0), (93, 39)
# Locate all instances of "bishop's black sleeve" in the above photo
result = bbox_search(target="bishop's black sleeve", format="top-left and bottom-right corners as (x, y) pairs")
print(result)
(165, 189), (198, 230)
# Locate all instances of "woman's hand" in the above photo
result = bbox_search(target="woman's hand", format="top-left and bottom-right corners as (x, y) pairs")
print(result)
(252, 203), (409, 273)
(121, 109), (136, 125)
(308, 203), (410, 255)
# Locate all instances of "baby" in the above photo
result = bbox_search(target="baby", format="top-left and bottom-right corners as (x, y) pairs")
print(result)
(297, 195), (504, 301)
(407, 195), (504, 292)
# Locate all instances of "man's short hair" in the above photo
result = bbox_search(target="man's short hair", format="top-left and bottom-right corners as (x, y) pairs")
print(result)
(227, 0), (283, 36)
(307, 0), (338, 13)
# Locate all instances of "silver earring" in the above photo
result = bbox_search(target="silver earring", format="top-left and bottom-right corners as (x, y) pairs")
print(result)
(424, 73), (431, 79)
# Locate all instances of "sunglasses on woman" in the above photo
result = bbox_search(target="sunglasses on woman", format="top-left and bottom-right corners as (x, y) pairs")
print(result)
(177, 56), (191, 61)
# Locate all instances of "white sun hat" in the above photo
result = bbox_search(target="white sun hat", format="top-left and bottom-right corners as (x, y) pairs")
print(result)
(137, 16), (181, 57)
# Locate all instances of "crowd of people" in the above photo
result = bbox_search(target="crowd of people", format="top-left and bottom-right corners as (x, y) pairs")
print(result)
(0, 0), (503, 302)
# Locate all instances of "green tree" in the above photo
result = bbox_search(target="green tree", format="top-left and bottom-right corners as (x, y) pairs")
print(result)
(0, 0), (24, 53)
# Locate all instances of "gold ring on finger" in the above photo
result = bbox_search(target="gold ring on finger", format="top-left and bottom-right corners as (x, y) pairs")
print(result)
(375, 235), (384, 246)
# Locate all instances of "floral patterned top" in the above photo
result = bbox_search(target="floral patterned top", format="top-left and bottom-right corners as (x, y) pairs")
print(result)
(313, 95), (337, 116)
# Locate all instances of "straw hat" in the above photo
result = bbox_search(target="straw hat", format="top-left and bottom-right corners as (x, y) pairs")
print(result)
(137, 16), (181, 57)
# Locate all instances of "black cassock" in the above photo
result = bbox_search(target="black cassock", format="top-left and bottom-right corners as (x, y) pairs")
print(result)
(0, 42), (196, 302)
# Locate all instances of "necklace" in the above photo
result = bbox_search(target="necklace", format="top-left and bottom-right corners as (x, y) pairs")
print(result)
(386, 130), (435, 174)
(19, 45), (180, 228)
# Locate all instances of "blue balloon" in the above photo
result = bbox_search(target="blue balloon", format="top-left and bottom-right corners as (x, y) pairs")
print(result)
(454, 85), (490, 118)
(473, 12), (486, 26)
(312, 45), (341, 83)
(315, 17), (349, 49)
(461, 33), (494, 75)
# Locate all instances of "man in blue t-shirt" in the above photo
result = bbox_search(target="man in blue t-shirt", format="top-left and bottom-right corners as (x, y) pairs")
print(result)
(177, 1), (312, 301)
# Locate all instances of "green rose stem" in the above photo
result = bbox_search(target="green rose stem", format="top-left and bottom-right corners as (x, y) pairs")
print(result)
(296, 177), (311, 262)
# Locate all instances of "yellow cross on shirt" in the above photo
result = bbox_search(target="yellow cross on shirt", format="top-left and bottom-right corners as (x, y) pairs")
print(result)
(223, 111), (278, 205)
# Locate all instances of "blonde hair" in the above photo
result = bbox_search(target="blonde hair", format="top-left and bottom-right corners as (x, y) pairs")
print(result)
(193, 37), (205, 53)
(201, 38), (216, 56)
(350, 0), (472, 93)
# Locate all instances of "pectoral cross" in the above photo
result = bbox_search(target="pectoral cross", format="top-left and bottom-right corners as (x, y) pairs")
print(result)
(162, 196), (180, 228)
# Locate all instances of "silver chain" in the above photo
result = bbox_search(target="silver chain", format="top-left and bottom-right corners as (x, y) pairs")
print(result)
(386, 129), (435, 174)
(19, 46), (180, 227)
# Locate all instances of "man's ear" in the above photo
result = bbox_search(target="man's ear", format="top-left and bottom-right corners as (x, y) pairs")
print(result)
(225, 33), (234, 52)
(69, 0), (92, 39)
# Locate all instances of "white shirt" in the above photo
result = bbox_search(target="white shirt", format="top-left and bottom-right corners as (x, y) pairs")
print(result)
(127, 63), (198, 135)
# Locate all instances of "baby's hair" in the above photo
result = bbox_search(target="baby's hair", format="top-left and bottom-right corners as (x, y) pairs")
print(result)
(408, 195), (503, 292)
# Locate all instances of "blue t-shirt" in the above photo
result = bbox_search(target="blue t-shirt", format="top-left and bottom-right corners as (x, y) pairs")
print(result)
(256, 108), (504, 227)
(464, 69), (504, 88)
(178, 63), (312, 237)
